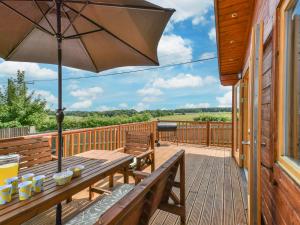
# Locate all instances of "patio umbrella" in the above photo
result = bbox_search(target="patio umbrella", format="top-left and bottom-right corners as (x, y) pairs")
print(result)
(0, 1), (174, 224)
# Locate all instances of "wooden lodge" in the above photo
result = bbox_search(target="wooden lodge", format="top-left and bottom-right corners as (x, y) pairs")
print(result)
(215, 0), (300, 224)
(1, 1), (300, 224)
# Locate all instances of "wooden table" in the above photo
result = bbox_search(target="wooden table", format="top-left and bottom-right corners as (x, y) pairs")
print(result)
(0, 150), (133, 225)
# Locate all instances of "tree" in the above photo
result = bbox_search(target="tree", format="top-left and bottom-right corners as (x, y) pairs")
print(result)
(0, 70), (47, 128)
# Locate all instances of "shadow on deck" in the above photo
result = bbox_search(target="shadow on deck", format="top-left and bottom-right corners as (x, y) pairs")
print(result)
(25, 144), (247, 225)
(150, 144), (247, 225)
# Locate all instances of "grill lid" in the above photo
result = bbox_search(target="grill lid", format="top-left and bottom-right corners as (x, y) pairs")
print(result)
(157, 122), (177, 131)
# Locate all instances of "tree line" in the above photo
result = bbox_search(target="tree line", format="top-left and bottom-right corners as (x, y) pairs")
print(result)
(0, 71), (232, 132)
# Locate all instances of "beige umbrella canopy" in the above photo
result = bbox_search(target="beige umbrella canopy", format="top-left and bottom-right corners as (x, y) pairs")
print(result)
(0, 1), (174, 224)
(0, 0), (174, 72)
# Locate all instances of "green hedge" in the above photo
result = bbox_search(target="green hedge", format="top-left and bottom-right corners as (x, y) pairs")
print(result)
(37, 113), (152, 132)
(193, 113), (231, 122)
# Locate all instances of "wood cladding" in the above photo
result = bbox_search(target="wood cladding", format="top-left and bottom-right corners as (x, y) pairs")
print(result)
(247, 1), (300, 225)
(214, 0), (254, 85)
(215, 0), (300, 223)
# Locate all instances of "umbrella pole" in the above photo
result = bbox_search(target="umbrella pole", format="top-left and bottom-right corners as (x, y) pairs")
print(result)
(55, 1), (63, 225)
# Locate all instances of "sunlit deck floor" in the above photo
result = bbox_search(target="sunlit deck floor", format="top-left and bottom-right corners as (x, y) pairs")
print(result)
(25, 144), (247, 225)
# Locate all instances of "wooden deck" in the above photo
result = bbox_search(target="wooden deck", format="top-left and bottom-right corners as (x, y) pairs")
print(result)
(150, 144), (247, 225)
(24, 144), (247, 225)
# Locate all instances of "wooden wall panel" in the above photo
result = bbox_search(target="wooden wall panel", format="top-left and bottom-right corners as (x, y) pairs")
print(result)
(240, 1), (300, 224)
(243, 0), (280, 71)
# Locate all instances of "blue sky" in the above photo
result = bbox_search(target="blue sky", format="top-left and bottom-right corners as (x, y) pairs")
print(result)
(0, 0), (232, 111)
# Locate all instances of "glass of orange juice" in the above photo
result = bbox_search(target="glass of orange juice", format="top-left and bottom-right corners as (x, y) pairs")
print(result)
(0, 154), (20, 186)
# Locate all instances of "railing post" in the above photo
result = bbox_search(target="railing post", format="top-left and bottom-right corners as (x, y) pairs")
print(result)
(70, 134), (74, 155)
(150, 133), (155, 150)
(207, 122), (211, 146)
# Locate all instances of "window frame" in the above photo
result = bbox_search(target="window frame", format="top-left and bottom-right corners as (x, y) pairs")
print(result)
(278, 0), (300, 183)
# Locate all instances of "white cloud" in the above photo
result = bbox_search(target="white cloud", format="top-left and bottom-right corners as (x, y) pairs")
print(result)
(35, 90), (57, 109)
(183, 102), (210, 108)
(70, 87), (103, 100)
(199, 52), (215, 60)
(158, 34), (192, 64)
(208, 27), (216, 42)
(192, 16), (207, 25)
(142, 96), (161, 103)
(153, 74), (216, 89)
(137, 87), (163, 96)
(0, 61), (56, 79)
(219, 85), (232, 92)
(67, 80), (80, 91)
(149, 0), (213, 25)
(164, 22), (174, 33)
(134, 102), (149, 112)
(216, 91), (232, 107)
(67, 82), (103, 110)
(69, 100), (92, 110)
(119, 103), (128, 108)
(97, 105), (116, 111)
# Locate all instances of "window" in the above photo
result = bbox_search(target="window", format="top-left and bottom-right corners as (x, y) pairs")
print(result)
(284, 1), (300, 165)
(279, 0), (300, 181)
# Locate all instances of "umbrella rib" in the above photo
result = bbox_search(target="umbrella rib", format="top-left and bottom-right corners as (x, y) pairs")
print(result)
(33, 0), (56, 34)
(62, 5), (99, 72)
(64, 0), (175, 12)
(0, 1), (54, 36)
(62, 2), (88, 36)
(64, 4), (159, 66)
(64, 28), (103, 39)
(4, 4), (55, 60)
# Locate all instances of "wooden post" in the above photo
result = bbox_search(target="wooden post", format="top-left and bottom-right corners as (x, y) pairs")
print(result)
(93, 130), (97, 149)
(123, 166), (129, 184)
(88, 131), (92, 150)
(150, 133), (155, 150)
(77, 133), (81, 153)
(83, 132), (86, 153)
(207, 121), (211, 146)
(63, 135), (67, 157)
(100, 130), (103, 150)
(185, 122), (188, 143)
(70, 134), (74, 156)
(110, 128), (113, 150)
(47, 136), (52, 150)
(118, 125), (121, 148)
(109, 174), (114, 188)
(180, 153), (186, 224)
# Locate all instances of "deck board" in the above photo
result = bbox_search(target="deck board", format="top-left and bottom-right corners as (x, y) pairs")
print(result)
(151, 144), (247, 225)
(25, 144), (247, 225)
(211, 148), (224, 225)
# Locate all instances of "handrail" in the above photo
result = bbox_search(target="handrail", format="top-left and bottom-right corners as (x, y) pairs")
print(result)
(7, 121), (232, 157)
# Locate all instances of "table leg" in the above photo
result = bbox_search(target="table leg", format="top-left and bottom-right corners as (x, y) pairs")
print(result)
(66, 196), (72, 203)
(124, 166), (129, 184)
(109, 174), (114, 188)
(89, 185), (94, 201)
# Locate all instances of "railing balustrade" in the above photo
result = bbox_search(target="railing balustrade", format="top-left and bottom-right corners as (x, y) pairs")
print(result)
(19, 121), (232, 157)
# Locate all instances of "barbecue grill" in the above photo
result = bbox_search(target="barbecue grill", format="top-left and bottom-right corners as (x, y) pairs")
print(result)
(156, 121), (178, 146)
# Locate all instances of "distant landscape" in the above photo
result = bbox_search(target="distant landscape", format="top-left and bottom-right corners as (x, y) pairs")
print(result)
(0, 72), (232, 132)
(40, 108), (232, 132)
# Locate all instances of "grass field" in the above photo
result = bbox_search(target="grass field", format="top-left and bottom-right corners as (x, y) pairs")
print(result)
(153, 112), (232, 122)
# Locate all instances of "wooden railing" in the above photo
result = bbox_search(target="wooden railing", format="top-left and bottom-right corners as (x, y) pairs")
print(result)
(157, 121), (232, 147)
(0, 126), (36, 140)
(28, 121), (232, 157)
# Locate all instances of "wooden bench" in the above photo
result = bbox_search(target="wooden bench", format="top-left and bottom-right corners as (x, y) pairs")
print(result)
(0, 136), (54, 169)
(66, 149), (186, 225)
(90, 131), (155, 199)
